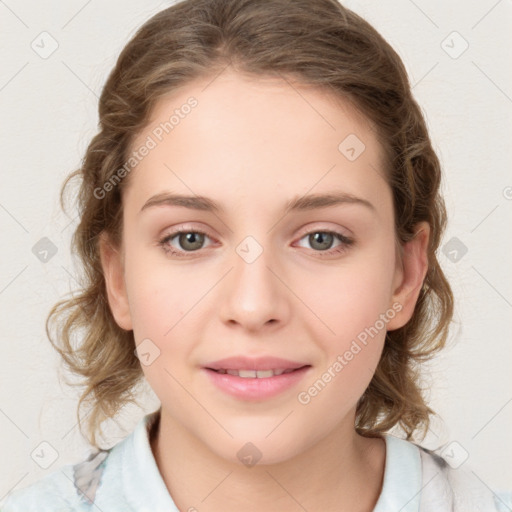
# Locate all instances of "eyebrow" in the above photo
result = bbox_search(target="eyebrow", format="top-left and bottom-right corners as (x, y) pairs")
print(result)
(139, 191), (376, 215)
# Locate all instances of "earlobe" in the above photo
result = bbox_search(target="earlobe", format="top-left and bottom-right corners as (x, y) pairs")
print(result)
(99, 233), (133, 331)
(386, 222), (430, 331)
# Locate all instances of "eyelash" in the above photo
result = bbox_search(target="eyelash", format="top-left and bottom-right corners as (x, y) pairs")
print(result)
(158, 226), (354, 259)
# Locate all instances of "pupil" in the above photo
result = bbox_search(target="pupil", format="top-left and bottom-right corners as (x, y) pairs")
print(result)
(181, 232), (203, 250)
(311, 232), (332, 251)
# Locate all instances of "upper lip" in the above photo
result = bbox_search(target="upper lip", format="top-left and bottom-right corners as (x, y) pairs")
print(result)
(204, 356), (310, 371)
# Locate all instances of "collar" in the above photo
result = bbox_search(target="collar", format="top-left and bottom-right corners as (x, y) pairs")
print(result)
(118, 408), (177, 511)
(111, 411), (422, 511)
(373, 433), (422, 512)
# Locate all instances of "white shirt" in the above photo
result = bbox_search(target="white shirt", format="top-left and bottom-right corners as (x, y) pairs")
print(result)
(1, 410), (510, 511)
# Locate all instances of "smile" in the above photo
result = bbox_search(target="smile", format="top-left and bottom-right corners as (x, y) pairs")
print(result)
(211, 368), (299, 378)
(203, 365), (311, 400)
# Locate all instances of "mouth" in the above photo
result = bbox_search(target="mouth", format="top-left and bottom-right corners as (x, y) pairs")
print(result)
(201, 358), (312, 400)
(206, 366), (309, 378)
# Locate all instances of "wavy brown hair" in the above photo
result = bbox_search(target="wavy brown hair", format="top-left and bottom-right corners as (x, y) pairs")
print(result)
(47, 0), (453, 449)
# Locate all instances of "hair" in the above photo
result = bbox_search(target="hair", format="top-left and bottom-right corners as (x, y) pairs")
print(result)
(47, 0), (453, 449)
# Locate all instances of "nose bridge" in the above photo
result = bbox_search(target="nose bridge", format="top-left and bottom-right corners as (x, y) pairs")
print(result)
(220, 230), (289, 329)
(233, 231), (278, 298)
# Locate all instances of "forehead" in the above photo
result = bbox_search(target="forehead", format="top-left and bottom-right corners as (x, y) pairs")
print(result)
(126, 70), (390, 215)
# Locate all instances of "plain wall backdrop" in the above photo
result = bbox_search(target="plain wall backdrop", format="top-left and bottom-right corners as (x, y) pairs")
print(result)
(1, 0), (511, 499)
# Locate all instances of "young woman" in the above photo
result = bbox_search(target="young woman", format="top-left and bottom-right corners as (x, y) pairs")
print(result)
(2, 1), (510, 510)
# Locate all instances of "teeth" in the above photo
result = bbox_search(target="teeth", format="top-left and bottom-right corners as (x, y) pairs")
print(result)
(215, 368), (295, 378)
(255, 370), (274, 378)
(237, 370), (257, 378)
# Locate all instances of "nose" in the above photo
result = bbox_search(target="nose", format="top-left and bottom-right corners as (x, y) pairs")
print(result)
(218, 236), (291, 333)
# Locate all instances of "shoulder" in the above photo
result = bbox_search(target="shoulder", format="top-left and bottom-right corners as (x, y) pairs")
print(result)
(1, 411), (163, 512)
(0, 449), (111, 512)
(415, 443), (512, 512)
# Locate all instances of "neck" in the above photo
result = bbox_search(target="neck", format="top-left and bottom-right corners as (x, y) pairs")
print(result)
(149, 408), (386, 512)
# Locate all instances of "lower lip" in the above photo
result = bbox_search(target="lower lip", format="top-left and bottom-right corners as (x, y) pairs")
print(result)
(202, 366), (311, 400)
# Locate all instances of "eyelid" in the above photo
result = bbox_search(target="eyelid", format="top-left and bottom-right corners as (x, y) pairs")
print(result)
(159, 225), (217, 246)
(160, 222), (351, 243)
(294, 223), (352, 240)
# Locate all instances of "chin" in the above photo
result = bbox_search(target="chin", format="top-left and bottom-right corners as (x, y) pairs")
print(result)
(208, 424), (306, 467)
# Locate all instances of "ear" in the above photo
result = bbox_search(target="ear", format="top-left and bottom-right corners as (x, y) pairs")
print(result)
(386, 221), (430, 331)
(99, 232), (133, 331)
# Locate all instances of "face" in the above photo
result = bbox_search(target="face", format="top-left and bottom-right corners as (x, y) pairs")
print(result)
(101, 70), (428, 465)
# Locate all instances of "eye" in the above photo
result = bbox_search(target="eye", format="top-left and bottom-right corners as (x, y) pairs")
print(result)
(295, 230), (353, 257)
(158, 227), (214, 257)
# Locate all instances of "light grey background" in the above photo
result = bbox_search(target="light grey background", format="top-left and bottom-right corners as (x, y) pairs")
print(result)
(1, 0), (511, 498)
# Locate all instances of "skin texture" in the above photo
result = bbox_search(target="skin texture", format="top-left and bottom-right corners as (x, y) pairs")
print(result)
(100, 70), (429, 511)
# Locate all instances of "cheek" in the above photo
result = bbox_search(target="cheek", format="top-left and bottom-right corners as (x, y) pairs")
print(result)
(298, 245), (396, 395)
(308, 249), (397, 345)
(124, 243), (187, 331)
(125, 255), (196, 404)
(297, 270), (391, 416)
